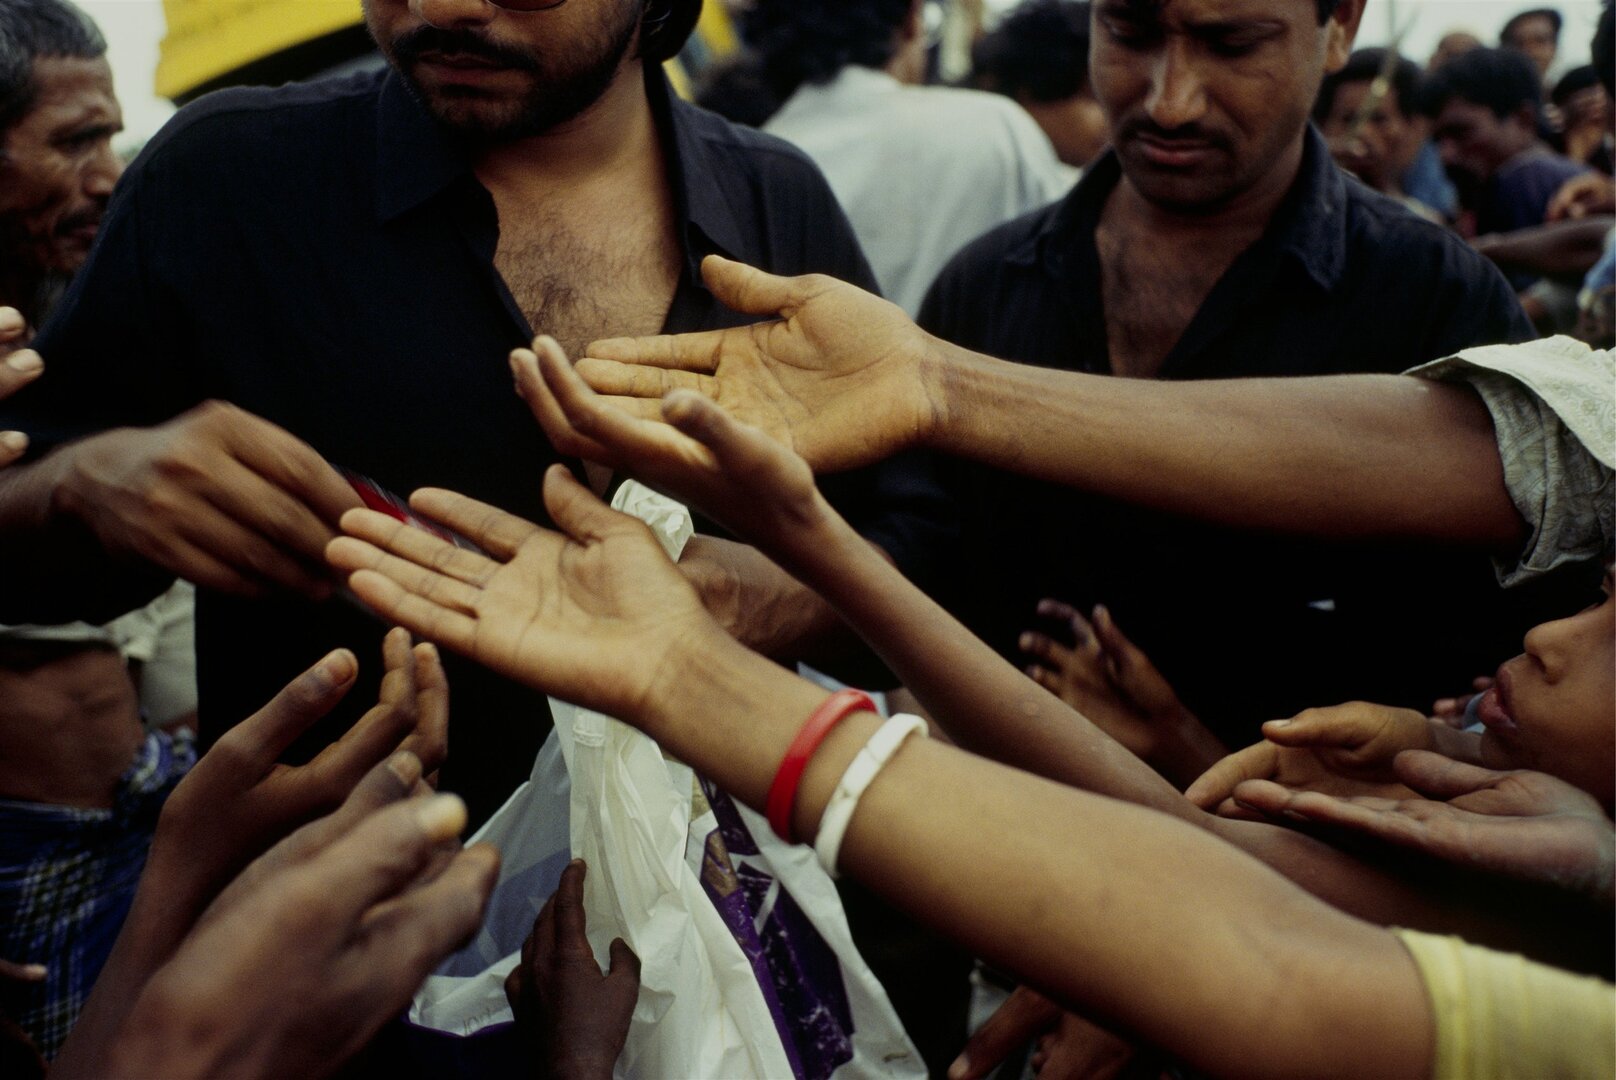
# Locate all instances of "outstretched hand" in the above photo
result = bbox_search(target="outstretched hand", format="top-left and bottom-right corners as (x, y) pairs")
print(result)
(1230, 751), (1615, 905)
(506, 860), (639, 1080)
(146, 627), (449, 916)
(1020, 600), (1221, 786)
(88, 779), (497, 1080)
(512, 335), (833, 574)
(1184, 701), (1433, 816)
(577, 255), (940, 473)
(328, 465), (720, 721)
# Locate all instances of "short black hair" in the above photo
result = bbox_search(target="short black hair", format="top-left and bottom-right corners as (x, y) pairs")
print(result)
(740, 0), (912, 96)
(1551, 63), (1602, 106)
(1500, 7), (1563, 44)
(1314, 0), (1341, 23)
(972, 0), (1090, 103)
(1418, 45), (1543, 118)
(0, 0), (105, 140)
(1313, 48), (1422, 122)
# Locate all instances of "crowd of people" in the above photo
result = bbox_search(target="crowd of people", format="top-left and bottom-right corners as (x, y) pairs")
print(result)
(0, 0), (1610, 1077)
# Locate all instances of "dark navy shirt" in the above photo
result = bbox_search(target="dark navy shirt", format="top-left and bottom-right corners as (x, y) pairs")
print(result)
(914, 129), (1589, 745)
(7, 67), (948, 823)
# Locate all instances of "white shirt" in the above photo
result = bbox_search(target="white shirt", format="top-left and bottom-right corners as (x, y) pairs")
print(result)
(766, 66), (1072, 315)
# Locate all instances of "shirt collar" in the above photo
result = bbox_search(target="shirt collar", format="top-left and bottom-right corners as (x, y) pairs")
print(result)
(648, 64), (751, 276)
(375, 70), (469, 224)
(1010, 124), (1348, 291)
(373, 64), (748, 278)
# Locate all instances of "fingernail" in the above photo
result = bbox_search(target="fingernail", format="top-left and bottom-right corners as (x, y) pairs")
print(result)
(1093, 603), (1108, 619)
(18, 963), (46, 980)
(1266, 718), (1290, 728)
(317, 649), (357, 686)
(387, 751), (423, 787)
(1018, 632), (1033, 650)
(419, 641), (439, 662)
(947, 1057), (969, 1080)
(0, 431), (26, 452)
(416, 793), (468, 841)
(6, 350), (42, 374)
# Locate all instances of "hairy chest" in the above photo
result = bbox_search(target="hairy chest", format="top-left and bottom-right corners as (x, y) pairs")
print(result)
(493, 203), (682, 358)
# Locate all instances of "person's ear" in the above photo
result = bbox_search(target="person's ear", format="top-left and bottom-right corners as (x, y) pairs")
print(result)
(1322, 0), (1367, 73)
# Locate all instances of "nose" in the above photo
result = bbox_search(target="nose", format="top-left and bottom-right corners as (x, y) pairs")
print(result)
(1144, 40), (1208, 129)
(83, 141), (122, 199)
(412, 0), (498, 29)
(1521, 617), (1570, 682)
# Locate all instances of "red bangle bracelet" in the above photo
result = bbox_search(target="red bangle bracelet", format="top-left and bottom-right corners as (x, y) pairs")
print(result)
(767, 688), (877, 843)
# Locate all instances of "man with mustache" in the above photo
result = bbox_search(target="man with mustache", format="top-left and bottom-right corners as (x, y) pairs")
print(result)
(0, 0), (119, 339)
(0, 0), (938, 826)
(908, 0), (1569, 757)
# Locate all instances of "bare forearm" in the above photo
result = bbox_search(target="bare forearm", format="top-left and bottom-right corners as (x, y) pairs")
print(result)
(766, 504), (1595, 960)
(0, 442), (170, 622)
(779, 505), (1194, 820)
(1473, 217), (1616, 278)
(642, 640), (1430, 1080)
(924, 342), (1523, 549)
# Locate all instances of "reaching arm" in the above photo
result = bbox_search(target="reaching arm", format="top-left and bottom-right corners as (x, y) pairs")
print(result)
(580, 256), (1523, 550)
(328, 464), (1434, 1080)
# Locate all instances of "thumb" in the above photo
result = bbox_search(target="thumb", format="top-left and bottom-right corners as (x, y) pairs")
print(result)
(608, 937), (642, 982)
(1262, 705), (1380, 749)
(1392, 749), (1503, 799)
(541, 463), (642, 547)
(949, 986), (1059, 1080)
(701, 255), (802, 318)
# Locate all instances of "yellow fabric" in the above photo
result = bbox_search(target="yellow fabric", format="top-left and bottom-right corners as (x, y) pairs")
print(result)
(1394, 928), (1616, 1080)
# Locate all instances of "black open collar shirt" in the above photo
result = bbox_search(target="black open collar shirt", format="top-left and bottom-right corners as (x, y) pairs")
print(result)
(913, 129), (1586, 744)
(12, 66), (945, 823)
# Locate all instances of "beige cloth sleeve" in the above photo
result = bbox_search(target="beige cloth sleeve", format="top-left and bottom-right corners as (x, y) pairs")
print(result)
(1393, 927), (1616, 1080)
(1405, 338), (1614, 586)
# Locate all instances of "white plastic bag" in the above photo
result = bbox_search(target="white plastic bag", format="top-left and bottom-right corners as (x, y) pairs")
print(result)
(409, 482), (923, 1079)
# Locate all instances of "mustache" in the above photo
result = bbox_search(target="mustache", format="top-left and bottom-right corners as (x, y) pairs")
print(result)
(390, 25), (542, 72)
(55, 207), (103, 236)
(1119, 118), (1232, 153)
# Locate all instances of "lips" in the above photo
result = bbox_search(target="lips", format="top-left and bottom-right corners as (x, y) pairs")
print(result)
(1474, 667), (1518, 733)
(1131, 132), (1219, 168)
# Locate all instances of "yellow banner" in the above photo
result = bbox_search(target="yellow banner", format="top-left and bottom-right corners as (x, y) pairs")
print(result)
(157, 0), (364, 99)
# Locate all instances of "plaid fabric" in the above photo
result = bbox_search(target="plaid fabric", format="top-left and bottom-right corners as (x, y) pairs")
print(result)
(0, 730), (194, 1059)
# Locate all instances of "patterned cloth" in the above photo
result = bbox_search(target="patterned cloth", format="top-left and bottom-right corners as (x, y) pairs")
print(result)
(0, 730), (194, 1058)
(1407, 338), (1614, 586)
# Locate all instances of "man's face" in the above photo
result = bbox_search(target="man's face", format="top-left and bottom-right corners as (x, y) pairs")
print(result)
(0, 56), (123, 282)
(1090, 0), (1357, 213)
(1502, 14), (1557, 79)
(364, 0), (643, 142)
(1319, 78), (1419, 192)
(1478, 573), (1615, 806)
(1431, 97), (1530, 187)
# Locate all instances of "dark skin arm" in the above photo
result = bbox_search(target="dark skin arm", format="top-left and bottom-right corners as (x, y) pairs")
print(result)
(1472, 216), (1616, 280)
(494, 343), (1598, 970)
(577, 256), (1524, 551)
(328, 466), (1434, 1080)
(0, 399), (362, 624)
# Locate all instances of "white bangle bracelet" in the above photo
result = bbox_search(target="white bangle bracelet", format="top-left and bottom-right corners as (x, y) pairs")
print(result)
(813, 712), (928, 878)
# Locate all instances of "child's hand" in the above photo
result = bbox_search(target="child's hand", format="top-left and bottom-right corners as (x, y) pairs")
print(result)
(512, 334), (836, 575)
(1185, 701), (1431, 816)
